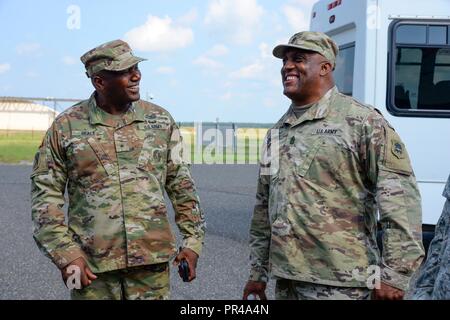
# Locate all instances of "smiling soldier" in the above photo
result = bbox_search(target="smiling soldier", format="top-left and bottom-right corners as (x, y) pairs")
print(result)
(243, 32), (424, 300)
(31, 40), (205, 300)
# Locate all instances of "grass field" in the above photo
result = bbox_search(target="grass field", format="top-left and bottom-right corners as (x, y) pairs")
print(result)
(180, 127), (267, 164)
(0, 130), (45, 163)
(0, 127), (268, 164)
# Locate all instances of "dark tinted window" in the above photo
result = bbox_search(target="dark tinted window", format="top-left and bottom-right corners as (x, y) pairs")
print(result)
(448, 26), (450, 45)
(334, 44), (355, 96)
(435, 49), (450, 84)
(389, 22), (450, 117)
(395, 48), (422, 108)
(395, 47), (450, 110)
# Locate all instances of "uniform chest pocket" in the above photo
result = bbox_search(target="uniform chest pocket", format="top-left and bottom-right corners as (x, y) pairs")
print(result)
(295, 138), (323, 177)
(66, 137), (114, 189)
(136, 129), (169, 179)
(295, 136), (352, 191)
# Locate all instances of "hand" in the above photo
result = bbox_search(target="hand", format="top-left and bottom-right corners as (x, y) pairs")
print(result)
(373, 282), (404, 300)
(61, 257), (97, 289)
(242, 280), (267, 300)
(173, 247), (198, 282)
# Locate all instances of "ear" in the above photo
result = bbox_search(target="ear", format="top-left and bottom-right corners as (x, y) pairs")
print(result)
(319, 61), (333, 77)
(92, 74), (105, 91)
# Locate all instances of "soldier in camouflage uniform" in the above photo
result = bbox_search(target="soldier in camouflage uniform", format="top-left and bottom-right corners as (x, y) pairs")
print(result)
(407, 174), (450, 300)
(242, 32), (424, 300)
(31, 40), (205, 300)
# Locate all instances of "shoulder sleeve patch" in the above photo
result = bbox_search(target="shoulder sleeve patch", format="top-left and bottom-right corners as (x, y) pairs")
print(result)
(391, 139), (406, 159)
(384, 129), (413, 175)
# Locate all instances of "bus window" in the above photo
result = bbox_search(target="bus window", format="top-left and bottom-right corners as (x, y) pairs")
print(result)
(388, 21), (450, 117)
(434, 48), (450, 83)
(334, 43), (355, 96)
(396, 25), (427, 44)
(448, 25), (450, 44)
(429, 26), (447, 45)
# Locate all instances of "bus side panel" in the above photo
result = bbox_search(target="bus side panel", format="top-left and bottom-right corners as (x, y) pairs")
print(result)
(311, 0), (450, 225)
(376, 0), (450, 224)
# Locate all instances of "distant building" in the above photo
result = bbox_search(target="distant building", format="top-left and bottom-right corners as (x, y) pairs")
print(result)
(0, 98), (58, 131)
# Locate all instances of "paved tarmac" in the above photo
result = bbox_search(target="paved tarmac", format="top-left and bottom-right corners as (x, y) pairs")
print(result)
(0, 164), (275, 300)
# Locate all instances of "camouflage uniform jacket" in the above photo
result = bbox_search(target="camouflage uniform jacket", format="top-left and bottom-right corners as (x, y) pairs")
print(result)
(249, 87), (424, 290)
(408, 175), (450, 299)
(31, 93), (205, 273)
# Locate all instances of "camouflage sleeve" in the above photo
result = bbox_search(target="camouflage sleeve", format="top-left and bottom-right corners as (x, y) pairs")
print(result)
(407, 177), (450, 299)
(248, 134), (272, 283)
(363, 111), (425, 291)
(165, 122), (205, 256)
(31, 121), (86, 269)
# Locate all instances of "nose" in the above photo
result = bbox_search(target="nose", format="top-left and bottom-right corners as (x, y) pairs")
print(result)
(131, 68), (141, 81)
(282, 59), (295, 72)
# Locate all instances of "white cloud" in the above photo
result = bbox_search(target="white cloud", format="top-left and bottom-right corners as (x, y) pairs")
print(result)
(0, 63), (11, 74)
(193, 44), (228, 71)
(259, 43), (271, 59)
(178, 8), (198, 25)
(204, 0), (264, 45)
(156, 66), (175, 75)
(230, 62), (264, 79)
(193, 56), (223, 70)
(207, 44), (229, 57)
(282, 5), (309, 31)
(281, 0), (315, 31)
(16, 42), (41, 55)
(291, 0), (317, 6)
(229, 42), (272, 80)
(124, 15), (194, 52)
(62, 56), (77, 65)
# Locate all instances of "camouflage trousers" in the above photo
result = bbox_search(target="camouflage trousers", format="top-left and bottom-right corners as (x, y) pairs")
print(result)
(275, 279), (371, 300)
(71, 262), (170, 300)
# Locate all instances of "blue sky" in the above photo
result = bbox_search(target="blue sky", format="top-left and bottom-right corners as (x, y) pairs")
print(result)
(0, 0), (316, 122)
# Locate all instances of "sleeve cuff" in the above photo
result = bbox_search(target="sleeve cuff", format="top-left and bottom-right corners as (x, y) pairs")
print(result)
(381, 265), (411, 291)
(249, 267), (269, 283)
(51, 246), (86, 270)
(182, 237), (203, 257)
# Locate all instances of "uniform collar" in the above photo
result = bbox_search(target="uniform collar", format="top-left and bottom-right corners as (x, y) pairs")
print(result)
(88, 92), (146, 127)
(282, 86), (338, 128)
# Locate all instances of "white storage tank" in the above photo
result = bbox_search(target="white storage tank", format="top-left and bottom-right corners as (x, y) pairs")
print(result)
(0, 97), (58, 131)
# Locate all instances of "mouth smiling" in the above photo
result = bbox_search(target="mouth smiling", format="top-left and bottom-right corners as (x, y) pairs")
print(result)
(127, 85), (140, 94)
(283, 74), (299, 85)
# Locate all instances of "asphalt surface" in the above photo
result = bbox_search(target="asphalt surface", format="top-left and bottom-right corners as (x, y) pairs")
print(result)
(0, 164), (275, 300)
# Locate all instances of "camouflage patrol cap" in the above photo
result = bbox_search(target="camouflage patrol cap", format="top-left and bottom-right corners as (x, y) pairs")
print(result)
(273, 31), (339, 67)
(80, 39), (146, 78)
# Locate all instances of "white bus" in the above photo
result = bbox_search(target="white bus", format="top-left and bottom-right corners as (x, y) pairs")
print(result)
(310, 0), (450, 244)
